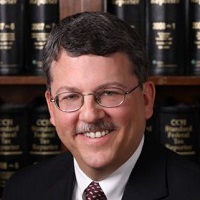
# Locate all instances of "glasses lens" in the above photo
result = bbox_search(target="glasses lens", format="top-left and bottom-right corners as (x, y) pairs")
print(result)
(96, 88), (124, 107)
(56, 92), (82, 112)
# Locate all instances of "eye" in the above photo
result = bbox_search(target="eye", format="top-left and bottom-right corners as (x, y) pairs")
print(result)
(59, 93), (81, 101)
(97, 88), (123, 96)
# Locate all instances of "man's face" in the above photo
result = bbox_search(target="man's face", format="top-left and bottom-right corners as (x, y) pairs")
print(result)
(45, 51), (155, 180)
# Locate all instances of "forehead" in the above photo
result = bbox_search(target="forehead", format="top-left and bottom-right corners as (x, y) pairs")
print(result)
(50, 51), (137, 93)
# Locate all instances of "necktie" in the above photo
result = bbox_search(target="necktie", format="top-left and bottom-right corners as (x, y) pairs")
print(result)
(84, 181), (107, 200)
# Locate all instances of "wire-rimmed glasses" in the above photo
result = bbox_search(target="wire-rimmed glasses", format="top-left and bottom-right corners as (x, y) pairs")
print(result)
(50, 84), (141, 112)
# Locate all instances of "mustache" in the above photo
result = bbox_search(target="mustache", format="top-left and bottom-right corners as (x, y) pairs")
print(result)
(76, 120), (117, 134)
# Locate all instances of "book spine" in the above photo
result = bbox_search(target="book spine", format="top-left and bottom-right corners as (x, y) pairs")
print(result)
(107, 0), (145, 41)
(0, 0), (24, 75)
(0, 105), (27, 196)
(188, 0), (200, 75)
(146, 0), (185, 75)
(28, 104), (61, 164)
(158, 105), (199, 162)
(26, 0), (59, 75)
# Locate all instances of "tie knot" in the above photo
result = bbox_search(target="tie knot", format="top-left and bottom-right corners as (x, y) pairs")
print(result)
(84, 181), (107, 200)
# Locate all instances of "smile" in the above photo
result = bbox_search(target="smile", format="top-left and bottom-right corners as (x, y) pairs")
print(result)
(84, 130), (109, 138)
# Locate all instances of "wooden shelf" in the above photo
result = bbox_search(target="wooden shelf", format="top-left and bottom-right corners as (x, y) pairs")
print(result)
(0, 76), (46, 85)
(59, 0), (105, 19)
(0, 76), (200, 86)
(149, 76), (200, 86)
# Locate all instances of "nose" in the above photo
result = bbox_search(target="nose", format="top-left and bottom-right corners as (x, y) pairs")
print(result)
(79, 94), (105, 123)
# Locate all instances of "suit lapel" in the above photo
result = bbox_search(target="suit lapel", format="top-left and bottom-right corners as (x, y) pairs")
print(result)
(122, 134), (168, 200)
(46, 153), (75, 200)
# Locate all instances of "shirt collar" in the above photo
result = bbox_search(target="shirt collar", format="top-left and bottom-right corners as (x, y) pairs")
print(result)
(73, 135), (144, 200)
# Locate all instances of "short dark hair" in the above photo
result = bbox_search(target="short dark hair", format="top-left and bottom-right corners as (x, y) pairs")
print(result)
(42, 11), (149, 91)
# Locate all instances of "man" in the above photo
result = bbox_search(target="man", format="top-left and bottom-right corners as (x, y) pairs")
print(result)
(3, 12), (200, 200)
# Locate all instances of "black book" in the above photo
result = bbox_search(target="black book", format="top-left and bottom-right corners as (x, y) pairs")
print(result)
(158, 104), (199, 162)
(107, 0), (145, 41)
(187, 0), (200, 75)
(0, 104), (27, 197)
(26, 0), (59, 75)
(0, 0), (25, 75)
(146, 1), (185, 75)
(27, 97), (61, 164)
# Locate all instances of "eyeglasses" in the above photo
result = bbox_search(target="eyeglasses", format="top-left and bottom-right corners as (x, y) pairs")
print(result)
(50, 84), (141, 112)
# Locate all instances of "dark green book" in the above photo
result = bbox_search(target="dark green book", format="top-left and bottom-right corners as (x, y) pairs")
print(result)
(107, 0), (145, 41)
(146, 1), (185, 75)
(26, 0), (59, 75)
(27, 97), (61, 164)
(158, 104), (199, 162)
(187, 0), (200, 75)
(0, 0), (25, 75)
(0, 104), (27, 197)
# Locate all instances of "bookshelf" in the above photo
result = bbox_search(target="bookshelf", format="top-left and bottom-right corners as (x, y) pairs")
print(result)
(0, 0), (200, 106)
(1, 74), (200, 86)
(0, 76), (46, 85)
(1, 75), (200, 105)
(1, 75), (200, 86)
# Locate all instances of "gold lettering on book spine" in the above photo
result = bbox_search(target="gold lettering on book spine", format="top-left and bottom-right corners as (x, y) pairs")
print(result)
(0, 119), (22, 155)
(30, 119), (60, 155)
(0, 161), (20, 188)
(29, 0), (58, 6)
(0, 1), (16, 51)
(152, 22), (175, 50)
(163, 118), (195, 155)
(191, 0), (200, 5)
(193, 22), (200, 30)
(111, 0), (140, 6)
(150, 0), (180, 5)
(0, 0), (17, 4)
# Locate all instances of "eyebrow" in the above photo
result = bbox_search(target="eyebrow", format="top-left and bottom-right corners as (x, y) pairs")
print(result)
(55, 82), (128, 95)
(55, 86), (80, 95)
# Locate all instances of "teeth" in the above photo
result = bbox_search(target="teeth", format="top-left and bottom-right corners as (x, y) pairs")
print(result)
(84, 130), (109, 138)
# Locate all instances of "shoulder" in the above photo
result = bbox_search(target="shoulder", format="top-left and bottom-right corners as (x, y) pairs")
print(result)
(3, 152), (74, 200)
(13, 152), (73, 179)
(145, 134), (200, 177)
(148, 134), (200, 192)
(166, 148), (200, 182)
(164, 148), (200, 198)
(136, 134), (200, 198)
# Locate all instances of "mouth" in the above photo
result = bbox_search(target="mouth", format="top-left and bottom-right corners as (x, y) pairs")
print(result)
(84, 130), (110, 138)
(76, 121), (117, 139)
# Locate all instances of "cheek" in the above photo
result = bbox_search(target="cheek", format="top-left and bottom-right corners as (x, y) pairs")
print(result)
(110, 105), (145, 152)
(108, 106), (135, 129)
(115, 99), (146, 130)
(53, 113), (78, 151)
(51, 110), (77, 136)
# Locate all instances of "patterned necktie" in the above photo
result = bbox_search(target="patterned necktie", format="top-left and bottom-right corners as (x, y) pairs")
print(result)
(84, 181), (107, 200)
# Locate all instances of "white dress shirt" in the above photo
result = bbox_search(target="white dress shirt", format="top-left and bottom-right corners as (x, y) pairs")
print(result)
(72, 135), (144, 200)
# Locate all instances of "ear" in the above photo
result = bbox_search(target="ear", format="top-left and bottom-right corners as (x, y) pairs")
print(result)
(45, 90), (56, 126)
(142, 81), (156, 120)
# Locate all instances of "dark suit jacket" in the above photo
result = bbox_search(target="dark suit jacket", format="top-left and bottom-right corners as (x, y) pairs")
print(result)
(3, 134), (200, 200)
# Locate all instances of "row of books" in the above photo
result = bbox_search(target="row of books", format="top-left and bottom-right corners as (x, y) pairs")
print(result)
(0, 98), (62, 194)
(0, 0), (59, 75)
(107, 0), (200, 75)
(1, 1), (200, 76)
